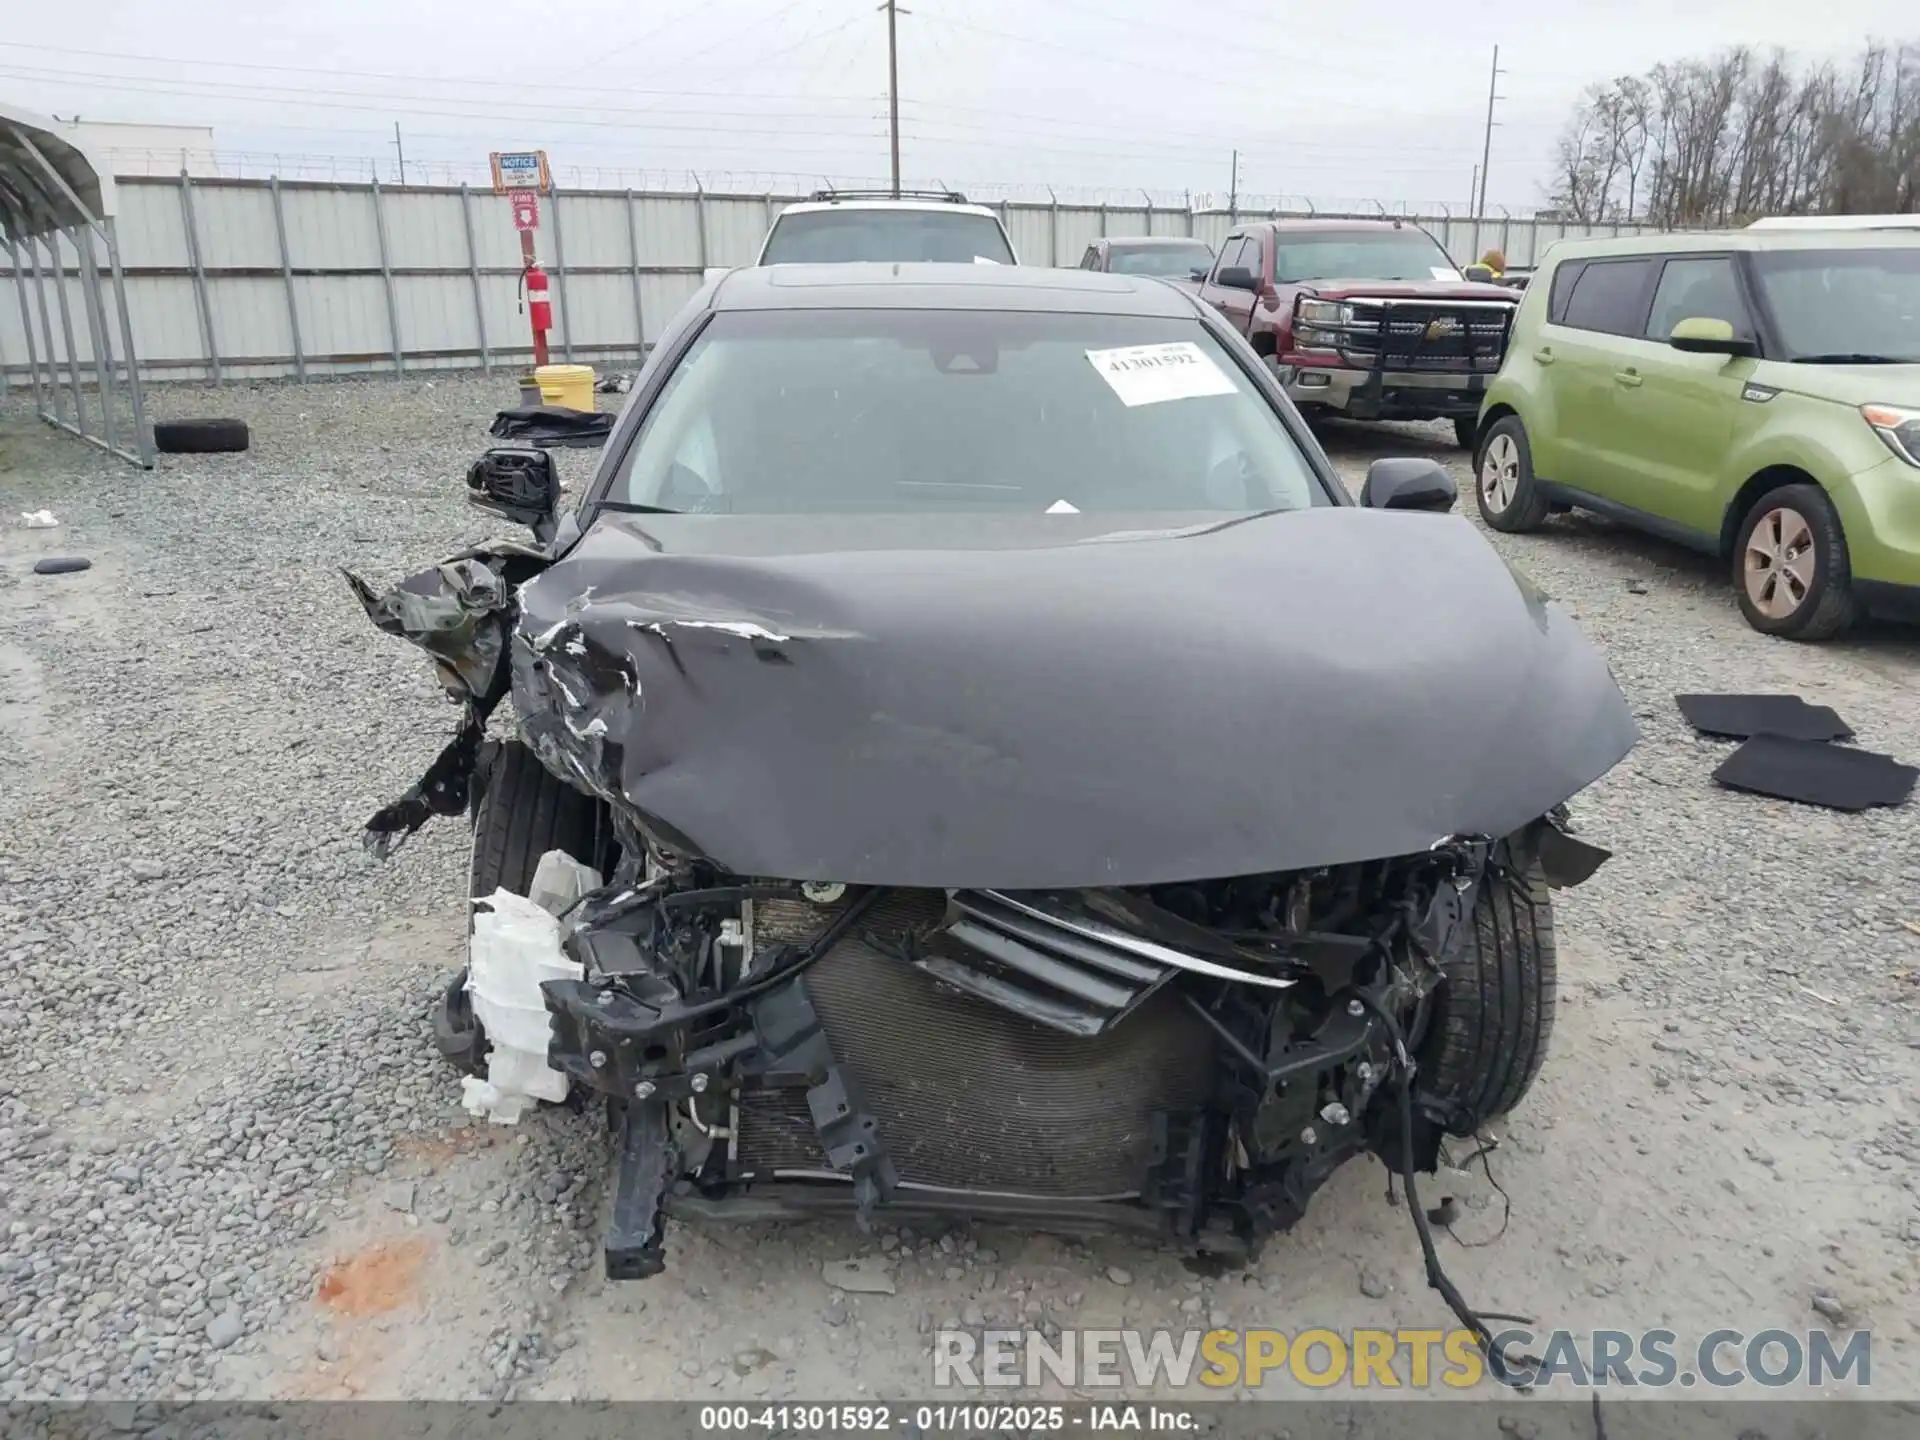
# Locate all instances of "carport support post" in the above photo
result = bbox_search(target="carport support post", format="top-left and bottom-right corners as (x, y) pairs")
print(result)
(624, 188), (646, 362)
(75, 225), (119, 456)
(268, 176), (306, 383)
(458, 183), (490, 373)
(5, 234), (46, 416)
(48, 233), (89, 435)
(177, 171), (220, 383)
(25, 235), (63, 422)
(548, 186), (574, 364)
(368, 176), (403, 374)
(103, 218), (150, 462)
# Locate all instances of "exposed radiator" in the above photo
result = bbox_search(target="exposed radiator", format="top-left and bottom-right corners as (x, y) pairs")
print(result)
(736, 893), (1215, 1197)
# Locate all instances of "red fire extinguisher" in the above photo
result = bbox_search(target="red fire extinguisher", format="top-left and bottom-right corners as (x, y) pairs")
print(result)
(521, 262), (553, 367)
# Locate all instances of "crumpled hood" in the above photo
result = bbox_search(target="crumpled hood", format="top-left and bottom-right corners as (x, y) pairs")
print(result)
(510, 508), (1637, 889)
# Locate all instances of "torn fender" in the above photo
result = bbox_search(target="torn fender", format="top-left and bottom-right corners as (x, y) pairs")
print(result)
(349, 538), (557, 856)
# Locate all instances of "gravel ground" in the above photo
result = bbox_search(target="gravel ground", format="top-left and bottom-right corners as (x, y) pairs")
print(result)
(1, 374), (1916, 1406)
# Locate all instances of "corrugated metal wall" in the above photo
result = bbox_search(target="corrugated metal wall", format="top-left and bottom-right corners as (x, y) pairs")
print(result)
(1, 176), (1662, 384)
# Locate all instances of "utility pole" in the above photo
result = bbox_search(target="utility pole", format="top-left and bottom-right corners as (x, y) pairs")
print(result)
(392, 122), (406, 186)
(880, 0), (906, 197)
(1229, 149), (1240, 220)
(1470, 164), (1480, 214)
(1476, 44), (1504, 216)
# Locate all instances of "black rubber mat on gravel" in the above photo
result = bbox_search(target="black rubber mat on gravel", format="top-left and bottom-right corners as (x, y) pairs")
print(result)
(1712, 735), (1916, 811)
(1676, 693), (1854, 743)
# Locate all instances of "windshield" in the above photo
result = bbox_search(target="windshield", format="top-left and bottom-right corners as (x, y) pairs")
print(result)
(609, 310), (1328, 517)
(1272, 230), (1462, 283)
(760, 209), (1015, 265)
(1750, 246), (1920, 362)
(1109, 243), (1215, 277)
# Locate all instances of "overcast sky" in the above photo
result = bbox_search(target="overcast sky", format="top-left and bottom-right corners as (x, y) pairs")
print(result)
(3, 1), (1916, 208)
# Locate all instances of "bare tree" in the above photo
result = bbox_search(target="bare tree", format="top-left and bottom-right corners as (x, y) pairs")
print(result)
(1548, 37), (1920, 223)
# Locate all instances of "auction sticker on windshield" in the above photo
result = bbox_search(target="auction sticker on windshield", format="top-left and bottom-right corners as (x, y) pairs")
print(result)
(1087, 342), (1236, 407)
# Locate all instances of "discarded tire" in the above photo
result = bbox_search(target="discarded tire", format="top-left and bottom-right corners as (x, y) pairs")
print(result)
(152, 418), (251, 454)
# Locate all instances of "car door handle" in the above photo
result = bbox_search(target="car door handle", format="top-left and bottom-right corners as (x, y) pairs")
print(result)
(1614, 368), (1642, 388)
(1533, 346), (1554, 364)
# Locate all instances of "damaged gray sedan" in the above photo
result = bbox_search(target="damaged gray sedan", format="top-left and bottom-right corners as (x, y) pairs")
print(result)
(352, 265), (1636, 1363)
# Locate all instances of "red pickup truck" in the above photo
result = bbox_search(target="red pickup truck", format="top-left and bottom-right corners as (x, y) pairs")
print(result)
(1194, 219), (1519, 448)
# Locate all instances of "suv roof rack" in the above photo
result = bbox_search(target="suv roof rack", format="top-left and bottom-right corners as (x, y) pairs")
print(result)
(806, 187), (971, 204)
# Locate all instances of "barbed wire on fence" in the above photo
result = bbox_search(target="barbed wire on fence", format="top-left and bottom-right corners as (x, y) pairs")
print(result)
(88, 146), (1576, 219)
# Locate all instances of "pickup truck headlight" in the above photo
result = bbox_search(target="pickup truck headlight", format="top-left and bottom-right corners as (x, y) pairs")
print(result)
(1862, 404), (1920, 467)
(1297, 299), (1351, 326)
(1294, 325), (1345, 349)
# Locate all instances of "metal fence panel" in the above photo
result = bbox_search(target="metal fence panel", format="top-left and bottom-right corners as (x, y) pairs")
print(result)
(189, 183), (282, 268)
(2, 174), (1675, 385)
(281, 183), (382, 269)
(633, 193), (704, 269)
(1004, 206), (1055, 266)
(381, 188), (472, 269)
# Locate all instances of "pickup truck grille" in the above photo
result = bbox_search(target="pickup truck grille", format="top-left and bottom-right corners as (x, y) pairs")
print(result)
(1295, 298), (1515, 374)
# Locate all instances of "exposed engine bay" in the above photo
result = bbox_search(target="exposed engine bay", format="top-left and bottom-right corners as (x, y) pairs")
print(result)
(528, 824), (1588, 1282)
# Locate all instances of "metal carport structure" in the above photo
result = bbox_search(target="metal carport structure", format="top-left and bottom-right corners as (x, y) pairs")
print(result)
(0, 101), (152, 466)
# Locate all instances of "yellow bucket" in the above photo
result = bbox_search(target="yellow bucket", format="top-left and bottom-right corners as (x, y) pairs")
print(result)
(534, 363), (596, 412)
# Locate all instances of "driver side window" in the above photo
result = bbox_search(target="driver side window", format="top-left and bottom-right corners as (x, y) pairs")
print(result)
(1644, 256), (1751, 341)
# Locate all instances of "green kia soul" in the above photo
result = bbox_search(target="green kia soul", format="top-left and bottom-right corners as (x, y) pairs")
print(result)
(1475, 230), (1920, 640)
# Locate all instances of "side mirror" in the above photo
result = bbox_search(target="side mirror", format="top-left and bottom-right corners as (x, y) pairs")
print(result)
(1463, 263), (1495, 282)
(467, 447), (560, 541)
(1361, 457), (1458, 513)
(1215, 265), (1257, 291)
(1188, 264), (1210, 281)
(1669, 316), (1758, 357)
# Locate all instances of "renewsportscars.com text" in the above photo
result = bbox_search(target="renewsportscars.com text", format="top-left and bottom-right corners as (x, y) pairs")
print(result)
(933, 1327), (1873, 1392)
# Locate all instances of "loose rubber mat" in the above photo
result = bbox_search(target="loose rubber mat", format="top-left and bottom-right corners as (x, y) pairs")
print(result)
(1676, 693), (1853, 743)
(1712, 734), (1916, 812)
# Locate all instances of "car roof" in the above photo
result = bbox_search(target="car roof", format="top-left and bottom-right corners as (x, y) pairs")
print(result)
(1101, 235), (1214, 247)
(709, 263), (1204, 316)
(776, 199), (1003, 221)
(1539, 228), (1920, 262)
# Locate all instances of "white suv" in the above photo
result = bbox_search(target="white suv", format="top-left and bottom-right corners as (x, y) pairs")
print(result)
(747, 190), (1018, 268)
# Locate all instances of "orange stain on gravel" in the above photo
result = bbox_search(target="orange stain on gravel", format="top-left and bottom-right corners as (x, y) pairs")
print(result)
(316, 1237), (430, 1317)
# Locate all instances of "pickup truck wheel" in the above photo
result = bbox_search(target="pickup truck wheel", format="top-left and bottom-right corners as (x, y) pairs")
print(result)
(1417, 843), (1557, 1132)
(1731, 483), (1860, 641)
(1453, 416), (1478, 451)
(1474, 416), (1550, 533)
(434, 740), (607, 1076)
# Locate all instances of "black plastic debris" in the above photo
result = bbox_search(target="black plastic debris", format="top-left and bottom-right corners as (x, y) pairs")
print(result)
(488, 405), (614, 449)
(33, 557), (92, 575)
(1713, 734), (1916, 812)
(1675, 693), (1854, 743)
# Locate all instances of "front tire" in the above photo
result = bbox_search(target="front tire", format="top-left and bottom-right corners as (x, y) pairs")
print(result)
(1417, 845), (1557, 1132)
(1732, 483), (1859, 641)
(1473, 416), (1550, 532)
(434, 740), (607, 1076)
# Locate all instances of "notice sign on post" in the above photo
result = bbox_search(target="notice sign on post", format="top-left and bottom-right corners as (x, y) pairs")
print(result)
(510, 191), (540, 231)
(490, 150), (551, 195)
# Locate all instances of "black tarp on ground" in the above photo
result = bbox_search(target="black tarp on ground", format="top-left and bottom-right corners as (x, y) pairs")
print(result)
(1713, 734), (1916, 812)
(488, 406), (614, 448)
(1675, 693), (1854, 743)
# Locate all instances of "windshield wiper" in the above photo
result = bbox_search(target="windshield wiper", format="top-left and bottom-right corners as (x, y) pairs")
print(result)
(595, 500), (683, 514)
(1794, 352), (1915, 364)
